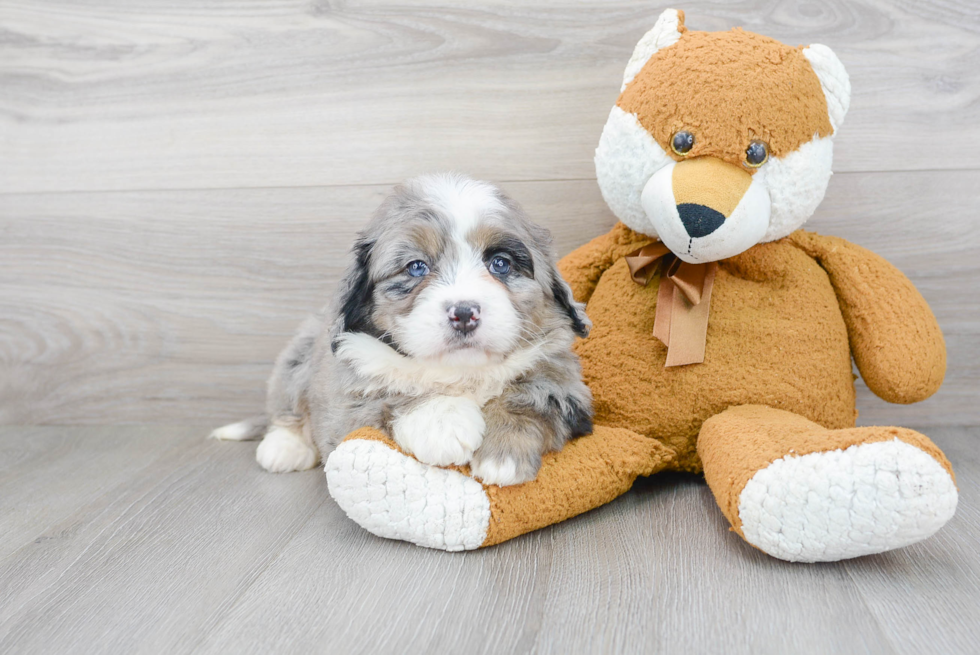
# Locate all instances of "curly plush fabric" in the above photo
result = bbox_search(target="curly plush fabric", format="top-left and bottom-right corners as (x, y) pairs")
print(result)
(326, 226), (956, 556)
(326, 430), (491, 551)
(566, 227), (859, 472)
(788, 231), (946, 403)
(619, 27), (834, 166)
(327, 426), (675, 549)
(324, 10), (956, 561)
(698, 405), (957, 562)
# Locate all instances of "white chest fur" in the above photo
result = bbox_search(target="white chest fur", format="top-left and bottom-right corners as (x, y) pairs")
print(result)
(332, 331), (556, 406)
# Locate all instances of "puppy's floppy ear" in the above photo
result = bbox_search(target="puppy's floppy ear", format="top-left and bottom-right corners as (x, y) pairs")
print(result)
(337, 238), (377, 336)
(525, 221), (592, 339)
(551, 275), (591, 338)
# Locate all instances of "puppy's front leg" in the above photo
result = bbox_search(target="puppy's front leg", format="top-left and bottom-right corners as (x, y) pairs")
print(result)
(391, 395), (485, 467)
(470, 398), (549, 487)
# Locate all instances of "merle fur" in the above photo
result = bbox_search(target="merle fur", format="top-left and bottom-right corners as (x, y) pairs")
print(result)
(551, 279), (590, 337)
(483, 236), (535, 278)
(338, 239), (377, 336)
(225, 173), (595, 486)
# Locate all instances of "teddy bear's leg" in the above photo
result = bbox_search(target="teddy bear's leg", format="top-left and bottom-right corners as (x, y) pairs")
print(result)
(325, 426), (674, 551)
(697, 405), (958, 562)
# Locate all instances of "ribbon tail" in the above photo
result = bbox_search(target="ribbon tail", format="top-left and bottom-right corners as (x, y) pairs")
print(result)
(670, 261), (707, 305)
(664, 262), (717, 367)
(652, 275), (674, 347)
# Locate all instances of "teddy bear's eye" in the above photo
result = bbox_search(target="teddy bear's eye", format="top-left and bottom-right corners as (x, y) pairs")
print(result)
(745, 140), (769, 168)
(671, 130), (695, 156)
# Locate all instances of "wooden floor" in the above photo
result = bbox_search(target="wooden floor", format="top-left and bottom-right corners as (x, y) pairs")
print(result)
(2, 1), (979, 653)
(0, 424), (976, 654)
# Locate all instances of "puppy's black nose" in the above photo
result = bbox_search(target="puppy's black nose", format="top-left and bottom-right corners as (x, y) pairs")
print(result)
(677, 203), (726, 238)
(448, 303), (481, 334)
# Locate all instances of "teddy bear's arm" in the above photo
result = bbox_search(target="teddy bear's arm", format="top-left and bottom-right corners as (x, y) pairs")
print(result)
(788, 230), (946, 404)
(558, 222), (654, 304)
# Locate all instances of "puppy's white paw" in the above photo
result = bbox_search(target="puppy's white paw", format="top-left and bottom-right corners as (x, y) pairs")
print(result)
(392, 395), (485, 467)
(255, 426), (320, 473)
(471, 456), (537, 487)
(471, 457), (522, 486)
(210, 420), (261, 441)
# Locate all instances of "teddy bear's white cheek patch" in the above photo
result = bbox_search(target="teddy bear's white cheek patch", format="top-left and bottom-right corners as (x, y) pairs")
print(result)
(595, 105), (672, 234)
(639, 162), (680, 243)
(737, 438), (958, 563)
(761, 135), (834, 243)
(325, 439), (491, 551)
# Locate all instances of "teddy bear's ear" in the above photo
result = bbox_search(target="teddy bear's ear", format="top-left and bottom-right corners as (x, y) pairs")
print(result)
(803, 44), (851, 133)
(620, 8), (686, 92)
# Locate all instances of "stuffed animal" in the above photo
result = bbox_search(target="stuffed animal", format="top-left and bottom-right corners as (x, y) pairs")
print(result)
(324, 9), (958, 561)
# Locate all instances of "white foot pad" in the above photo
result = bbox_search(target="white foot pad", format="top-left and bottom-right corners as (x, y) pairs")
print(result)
(325, 439), (491, 551)
(256, 426), (319, 473)
(738, 438), (958, 562)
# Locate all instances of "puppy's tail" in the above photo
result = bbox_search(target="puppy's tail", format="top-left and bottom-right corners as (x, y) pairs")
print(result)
(209, 415), (269, 442)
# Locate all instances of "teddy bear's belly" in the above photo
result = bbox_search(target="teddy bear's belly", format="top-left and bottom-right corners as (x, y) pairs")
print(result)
(575, 242), (856, 472)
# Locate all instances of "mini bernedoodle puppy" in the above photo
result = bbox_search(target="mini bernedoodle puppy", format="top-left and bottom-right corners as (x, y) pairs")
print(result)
(212, 173), (593, 486)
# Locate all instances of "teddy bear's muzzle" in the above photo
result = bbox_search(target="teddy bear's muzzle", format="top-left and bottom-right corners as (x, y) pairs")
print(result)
(641, 156), (771, 264)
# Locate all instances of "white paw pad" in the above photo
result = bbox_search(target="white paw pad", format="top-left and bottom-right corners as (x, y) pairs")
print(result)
(325, 439), (490, 551)
(738, 438), (958, 562)
(255, 426), (319, 473)
(391, 395), (485, 467)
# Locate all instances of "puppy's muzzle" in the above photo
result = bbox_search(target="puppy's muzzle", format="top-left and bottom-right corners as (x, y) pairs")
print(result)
(448, 303), (481, 335)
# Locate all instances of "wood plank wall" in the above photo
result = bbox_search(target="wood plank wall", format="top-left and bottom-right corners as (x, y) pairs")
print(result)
(1, 0), (978, 426)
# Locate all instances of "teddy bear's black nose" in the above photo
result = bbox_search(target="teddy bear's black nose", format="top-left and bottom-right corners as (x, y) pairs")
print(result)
(677, 203), (726, 238)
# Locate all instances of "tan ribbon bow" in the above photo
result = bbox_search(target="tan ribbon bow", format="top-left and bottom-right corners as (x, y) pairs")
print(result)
(624, 243), (717, 367)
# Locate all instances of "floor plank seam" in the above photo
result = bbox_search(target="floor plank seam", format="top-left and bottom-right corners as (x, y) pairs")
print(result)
(3, 168), (979, 198)
(840, 566), (907, 655)
(186, 494), (330, 655)
(0, 433), (205, 567)
(0, 450), (210, 648)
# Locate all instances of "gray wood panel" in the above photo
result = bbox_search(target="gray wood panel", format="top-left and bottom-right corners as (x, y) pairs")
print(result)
(2, 2), (978, 653)
(2, 171), (977, 426)
(843, 427), (980, 655)
(0, 425), (197, 559)
(0, 425), (327, 654)
(0, 425), (976, 654)
(1, 0), (978, 194)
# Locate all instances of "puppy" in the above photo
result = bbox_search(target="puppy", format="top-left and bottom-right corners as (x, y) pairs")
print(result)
(212, 173), (593, 486)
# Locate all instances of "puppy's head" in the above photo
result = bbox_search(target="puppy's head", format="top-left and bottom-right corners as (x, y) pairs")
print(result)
(334, 173), (588, 366)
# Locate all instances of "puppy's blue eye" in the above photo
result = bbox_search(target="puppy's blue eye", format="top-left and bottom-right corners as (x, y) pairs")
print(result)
(489, 256), (511, 276)
(406, 260), (429, 277)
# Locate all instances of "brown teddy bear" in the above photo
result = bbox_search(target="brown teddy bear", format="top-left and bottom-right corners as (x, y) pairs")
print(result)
(324, 9), (958, 561)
